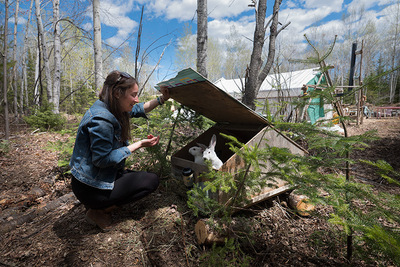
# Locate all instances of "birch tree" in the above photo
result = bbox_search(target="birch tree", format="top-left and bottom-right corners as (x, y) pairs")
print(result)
(243, 0), (290, 110)
(12, 0), (19, 119)
(93, 0), (103, 91)
(197, 0), (207, 78)
(385, 0), (400, 103)
(33, 46), (40, 105)
(52, 0), (61, 113)
(3, 0), (10, 140)
(35, 0), (53, 105)
(21, 0), (34, 113)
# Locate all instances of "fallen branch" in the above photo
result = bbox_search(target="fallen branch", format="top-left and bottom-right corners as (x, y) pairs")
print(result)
(0, 192), (77, 234)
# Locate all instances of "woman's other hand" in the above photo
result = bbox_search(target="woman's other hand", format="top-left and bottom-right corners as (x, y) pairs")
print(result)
(160, 86), (170, 101)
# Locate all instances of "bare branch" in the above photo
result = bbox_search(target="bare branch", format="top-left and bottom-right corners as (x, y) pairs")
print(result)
(277, 22), (290, 35)
(135, 6), (144, 79)
(139, 39), (173, 95)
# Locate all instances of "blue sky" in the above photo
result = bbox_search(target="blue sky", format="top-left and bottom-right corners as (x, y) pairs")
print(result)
(82, 0), (393, 79)
(8, 0), (396, 82)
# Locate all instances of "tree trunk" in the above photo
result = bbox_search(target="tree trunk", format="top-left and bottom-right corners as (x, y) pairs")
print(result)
(196, 0), (208, 78)
(389, 1), (400, 103)
(52, 0), (61, 113)
(21, 0), (34, 114)
(93, 0), (103, 91)
(243, 0), (287, 110)
(257, 0), (282, 86)
(243, 0), (267, 110)
(35, 0), (53, 104)
(69, 70), (73, 107)
(12, 0), (19, 120)
(389, 72), (399, 103)
(34, 46), (40, 106)
(3, 0), (10, 140)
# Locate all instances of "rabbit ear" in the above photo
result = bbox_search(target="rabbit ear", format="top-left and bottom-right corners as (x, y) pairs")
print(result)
(209, 134), (217, 149)
(197, 143), (207, 150)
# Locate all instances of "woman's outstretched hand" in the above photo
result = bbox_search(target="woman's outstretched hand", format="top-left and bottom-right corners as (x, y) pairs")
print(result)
(142, 134), (159, 147)
(127, 134), (159, 152)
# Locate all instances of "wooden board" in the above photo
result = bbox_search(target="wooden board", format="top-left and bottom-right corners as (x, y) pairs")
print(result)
(157, 68), (269, 126)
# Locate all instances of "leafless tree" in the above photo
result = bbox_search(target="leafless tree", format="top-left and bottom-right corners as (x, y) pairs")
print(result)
(21, 0), (34, 114)
(197, 0), (208, 78)
(35, 0), (53, 105)
(53, 0), (61, 113)
(12, 0), (19, 119)
(243, 0), (290, 110)
(3, 0), (10, 140)
(93, 0), (103, 91)
(387, 0), (400, 103)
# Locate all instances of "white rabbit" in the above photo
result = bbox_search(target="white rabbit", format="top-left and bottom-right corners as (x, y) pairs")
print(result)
(203, 134), (223, 170)
(189, 145), (206, 165)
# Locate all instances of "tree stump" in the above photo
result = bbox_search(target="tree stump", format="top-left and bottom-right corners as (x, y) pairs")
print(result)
(288, 192), (315, 216)
(194, 219), (225, 245)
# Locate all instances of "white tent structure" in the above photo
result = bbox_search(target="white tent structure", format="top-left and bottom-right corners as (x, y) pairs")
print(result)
(214, 68), (322, 120)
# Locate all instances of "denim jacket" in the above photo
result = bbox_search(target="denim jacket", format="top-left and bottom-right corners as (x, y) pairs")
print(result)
(69, 100), (147, 190)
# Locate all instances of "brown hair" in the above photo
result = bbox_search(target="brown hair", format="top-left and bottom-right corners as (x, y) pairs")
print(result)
(99, 70), (138, 141)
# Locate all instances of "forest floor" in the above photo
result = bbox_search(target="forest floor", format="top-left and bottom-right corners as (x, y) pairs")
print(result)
(0, 116), (399, 266)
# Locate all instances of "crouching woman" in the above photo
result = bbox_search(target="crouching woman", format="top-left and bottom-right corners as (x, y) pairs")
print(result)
(69, 70), (169, 230)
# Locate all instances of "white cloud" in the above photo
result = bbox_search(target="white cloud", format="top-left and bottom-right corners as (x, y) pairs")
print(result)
(302, 19), (345, 38)
(82, 22), (92, 32)
(87, 0), (138, 47)
(279, 8), (328, 36)
(208, 17), (254, 40)
(286, 1), (298, 9)
(146, 0), (197, 21)
(143, 0), (251, 21)
(375, 1), (400, 34)
(347, 0), (382, 11)
(273, 1), (347, 48)
(8, 17), (27, 26)
(378, 0), (396, 5)
(207, 0), (253, 19)
(304, 0), (344, 12)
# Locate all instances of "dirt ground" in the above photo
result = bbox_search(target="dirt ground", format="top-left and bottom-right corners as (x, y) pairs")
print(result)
(0, 117), (399, 266)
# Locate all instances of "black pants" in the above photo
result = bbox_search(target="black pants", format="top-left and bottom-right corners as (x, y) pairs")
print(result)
(71, 170), (159, 210)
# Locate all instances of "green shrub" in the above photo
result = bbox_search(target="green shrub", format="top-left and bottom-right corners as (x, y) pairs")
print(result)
(24, 105), (66, 131)
(127, 99), (212, 177)
(0, 140), (10, 155)
(200, 238), (252, 267)
(47, 129), (77, 173)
